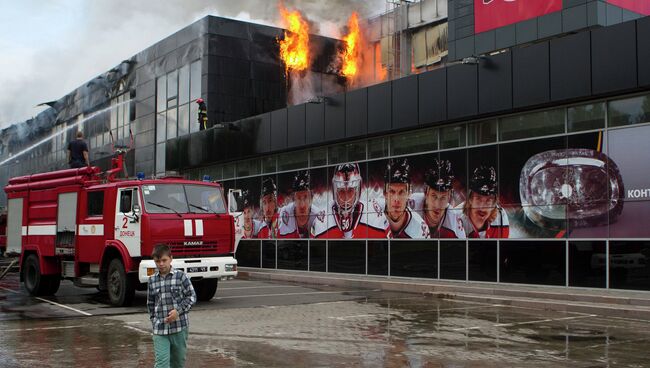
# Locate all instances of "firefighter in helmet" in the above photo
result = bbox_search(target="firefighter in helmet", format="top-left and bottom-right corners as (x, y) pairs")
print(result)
(196, 98), (208, 130)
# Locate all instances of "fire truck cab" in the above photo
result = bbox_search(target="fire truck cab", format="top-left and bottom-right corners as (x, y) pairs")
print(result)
(4, 156), (237, 306)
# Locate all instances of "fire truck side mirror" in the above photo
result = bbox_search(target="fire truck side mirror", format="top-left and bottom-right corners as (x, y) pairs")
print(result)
(133, 204), (141, 215)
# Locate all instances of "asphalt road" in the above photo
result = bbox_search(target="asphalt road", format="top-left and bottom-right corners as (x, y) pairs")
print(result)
(1, 272), (650, 367)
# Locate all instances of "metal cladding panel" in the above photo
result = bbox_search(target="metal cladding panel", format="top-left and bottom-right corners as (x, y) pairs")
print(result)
(165, 139), (179, 171)
(550, 31), (592, 101)
(306, 103), (325, 145)
(639, 17), (650, 86)
(513, 41), (550, 108)
(271, 109), (288, 151)
(345, 88), (368, 138)
(418, 68), (447, 125)
(287, 104), (306, 147)
(206, 35), (250, 59)
(392, 75), (418, 129)
(367, 82), (392, 134)
(591, 20), (637, 94)
(478, 51), (513, 114)
(239, 114), (270, 154)
(447, 63), (478, 119)
(177, 135), (190, 169)
(324, 93), (345, 141)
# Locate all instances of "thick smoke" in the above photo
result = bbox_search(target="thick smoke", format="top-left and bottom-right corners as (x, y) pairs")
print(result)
(0, 0), (385, 128)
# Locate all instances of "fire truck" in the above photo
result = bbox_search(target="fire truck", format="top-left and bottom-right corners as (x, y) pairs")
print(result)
(4, 151), (237, 306)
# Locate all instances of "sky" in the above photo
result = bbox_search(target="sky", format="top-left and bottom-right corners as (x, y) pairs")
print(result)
(0, 0), (386, 129)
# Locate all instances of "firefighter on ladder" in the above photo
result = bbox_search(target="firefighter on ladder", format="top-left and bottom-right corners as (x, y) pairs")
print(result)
(196, 98), (208, 130)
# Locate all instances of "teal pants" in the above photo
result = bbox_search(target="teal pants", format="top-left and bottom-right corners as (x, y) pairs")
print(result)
(153, 328), (189, 368)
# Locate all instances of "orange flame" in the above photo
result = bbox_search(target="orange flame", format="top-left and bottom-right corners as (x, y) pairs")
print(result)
(278, 6), (310, 74)
(341, 12), (361, 79)
(375, 42), (387, 81)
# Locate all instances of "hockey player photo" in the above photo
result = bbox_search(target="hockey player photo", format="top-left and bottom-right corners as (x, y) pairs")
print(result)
(259, 177), (279, 238)
(410, 159), (466, 238)
(461, 165), (509, 238)
(312, 163), (389, 239)
(277, 170), (320, 238)
(237, 190), (270, 239)
(384, 158), (430, 239)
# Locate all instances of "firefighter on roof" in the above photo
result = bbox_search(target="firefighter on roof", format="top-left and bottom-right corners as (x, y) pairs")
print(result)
(196, 98), (208, 130)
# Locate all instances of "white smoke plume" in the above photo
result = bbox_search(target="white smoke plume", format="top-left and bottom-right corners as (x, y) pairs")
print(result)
(0, 0), (385, 128)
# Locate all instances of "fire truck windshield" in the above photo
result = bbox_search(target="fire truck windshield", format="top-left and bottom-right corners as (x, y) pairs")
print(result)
(141, 184), (226, 214)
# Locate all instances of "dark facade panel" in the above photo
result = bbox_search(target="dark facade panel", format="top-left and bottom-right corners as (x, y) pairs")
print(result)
(367, 81), (392, 134)
(136, 79), (155, 101)
(306, 102), (325, 144)
(606, 3), (623, 26)
(563, 4), (588, 32)
(550, 31), (592, 101)
(637, 17), (650, 87)
(418, 68), (447, 125)
(206, 35), (250, 59)
(447, 64), (478, 119)
(513, 41), (550, 108)
(324, 93), (346, 141)
(478, 51), (512, 114)
(456, 36), (475, 59)
(538, 11), (563, 39)
(392, 75), (418, 129)
(475, 30), (495, 55)
(516, 17), (538, 44)
(208, 17), (252, 39)
(238, 113), (270, 153)
(345, 88), (368, 138)
(270, 109), (288, 151)
(287, 104), (306, 147)
(135, 113), (155, 135)
(496, 24), (516, 49)
(591, 20), (637, 95)
(135, 96), (155, 119)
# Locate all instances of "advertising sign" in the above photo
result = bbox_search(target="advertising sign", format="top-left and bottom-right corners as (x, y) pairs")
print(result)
(474, 0), (563, 34)
(607, 0), (650, 15)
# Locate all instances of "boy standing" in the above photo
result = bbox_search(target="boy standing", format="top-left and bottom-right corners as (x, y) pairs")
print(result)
(147, 244), (197, 368)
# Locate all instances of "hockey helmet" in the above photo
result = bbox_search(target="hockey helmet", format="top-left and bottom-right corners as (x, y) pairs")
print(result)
(424, 159), (454, 192)
(384, 158), (411, 185)
(292, 170), (311, 192)
(332, 163), (362, 216)
(469, 165), (497, 196)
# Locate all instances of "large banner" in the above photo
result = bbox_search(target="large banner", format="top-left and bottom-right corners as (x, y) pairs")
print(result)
(474, 0), (562, 34)
(607, 0), (650, 15)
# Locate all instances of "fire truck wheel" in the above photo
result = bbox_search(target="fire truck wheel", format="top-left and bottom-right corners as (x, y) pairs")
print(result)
(194, 278), (218, 302)
(22, 254), (59, 296)
(107, 258), (135, 307)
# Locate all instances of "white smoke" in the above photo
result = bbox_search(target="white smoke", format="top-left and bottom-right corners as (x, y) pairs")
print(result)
(0, 0), (385, 128)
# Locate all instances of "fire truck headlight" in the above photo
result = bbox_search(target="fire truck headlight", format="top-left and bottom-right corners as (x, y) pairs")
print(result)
(225, 264), (236, 272)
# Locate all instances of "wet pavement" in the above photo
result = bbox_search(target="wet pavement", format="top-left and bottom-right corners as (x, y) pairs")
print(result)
(2, 272), (650, 367)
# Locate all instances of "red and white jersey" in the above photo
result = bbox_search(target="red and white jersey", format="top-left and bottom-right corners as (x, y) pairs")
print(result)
(460, 204), (510, 238)
(409, 193), (466, 238)
(277, 202), (319, 239)
(312, 202), (390, 239)
(252, 219), (270, 239)
(389, 208), (431, 239)
(256, 213), (278, 239)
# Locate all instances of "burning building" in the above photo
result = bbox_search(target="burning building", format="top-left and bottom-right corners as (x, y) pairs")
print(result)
(2, 0), (650, 293)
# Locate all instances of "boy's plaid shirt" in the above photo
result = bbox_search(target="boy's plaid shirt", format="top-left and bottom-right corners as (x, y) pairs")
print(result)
(147, 268), (197, 335)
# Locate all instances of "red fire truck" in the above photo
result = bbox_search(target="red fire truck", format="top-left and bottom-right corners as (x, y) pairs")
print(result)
(4, 152), (237, 306)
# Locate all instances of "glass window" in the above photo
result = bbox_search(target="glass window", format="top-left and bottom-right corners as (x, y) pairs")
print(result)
(390, 128), (437, 156)
(278, 150), (308, 171)
(178, 104), (190, 136)
(190, 60), (201, 101)
(178, 65), (190, 105)
(156, 143), (165, 174)
(156, 113), (166, 143)
(368, 137), (389, 159)
(185, 184), (227, 214)
(119, 190), (133, 213)
(87, 191), (104, 217)
(261, 156), (276, 173)
(142, 184), (189, 214)
(156, 77), (166, 113)
(237, 159), (260, 177)
(166, 108), (177, 140)
(167, 70), (178, 99)
(328, 141), (365, 164)
(223, 162), (236, 180)
(499, 109), (565, 141)
(568, 102), (605, 132)
(608, 94), (650, 127)
(310, 148), (327, 167)
(440, 124), (466, 149)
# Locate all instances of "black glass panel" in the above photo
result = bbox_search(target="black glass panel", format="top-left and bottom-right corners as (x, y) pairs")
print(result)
(390, 241), (437, 278)
(440, 241), (466, 280)
(368, 241), (388, 276)
(328, 240), (365, 274)
(468, 241), (497, 282)
(309, 240), (326, 272)
(236, 240), (260, 268)
(500, 241), (565, 286)
(262, 240), (276, 269)
(569, 241), (606, 288)
(609, 241), (650, 291)
(276, 240), (308, 271)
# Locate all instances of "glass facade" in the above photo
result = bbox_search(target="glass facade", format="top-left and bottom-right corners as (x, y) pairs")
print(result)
(221, 93), (650, 292)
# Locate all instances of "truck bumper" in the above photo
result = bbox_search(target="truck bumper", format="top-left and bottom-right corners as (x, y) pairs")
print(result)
(138, 256), (238, 283)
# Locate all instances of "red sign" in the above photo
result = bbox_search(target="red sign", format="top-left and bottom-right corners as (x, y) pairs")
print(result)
(474, 0), (563, 34)
(607, 0), (650, 15)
